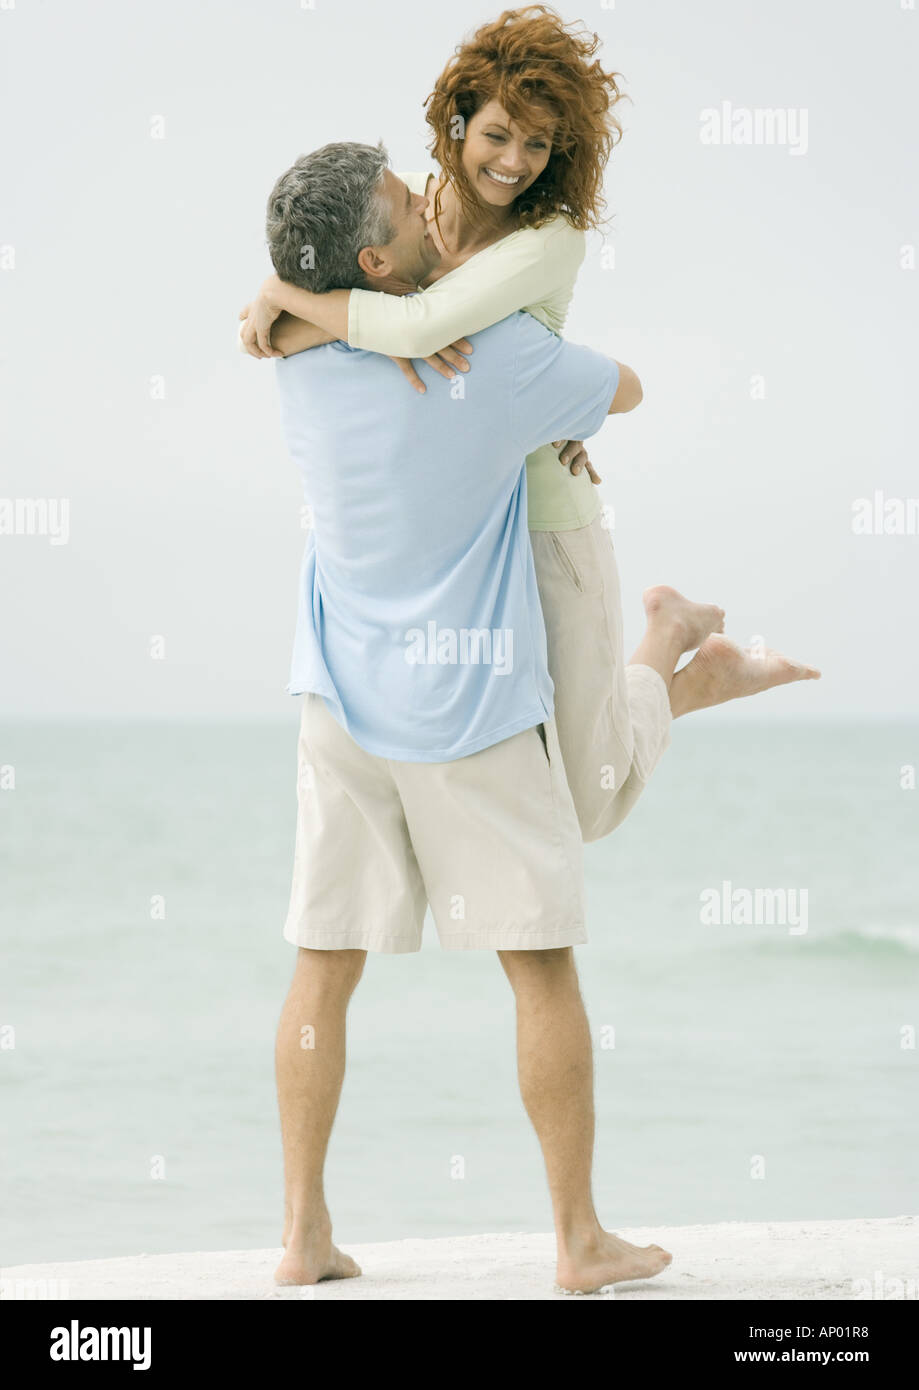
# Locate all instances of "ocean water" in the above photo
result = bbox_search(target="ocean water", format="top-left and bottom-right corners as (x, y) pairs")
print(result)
(1, 719), (917, 1267)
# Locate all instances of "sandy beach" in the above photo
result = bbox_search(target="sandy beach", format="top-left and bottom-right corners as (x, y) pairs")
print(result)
(2, 1217), (916, 1301)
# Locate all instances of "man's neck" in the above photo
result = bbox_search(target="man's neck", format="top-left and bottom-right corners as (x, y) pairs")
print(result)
(365, 274), (420, 297)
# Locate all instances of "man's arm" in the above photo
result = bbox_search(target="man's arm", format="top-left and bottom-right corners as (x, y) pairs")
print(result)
(556, 359), (641, 481)
(608, 361), (643, 414)
(511, 315), (626, 457)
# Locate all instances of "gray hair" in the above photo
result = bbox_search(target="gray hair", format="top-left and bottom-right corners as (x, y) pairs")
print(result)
(265, 141), (394, 292)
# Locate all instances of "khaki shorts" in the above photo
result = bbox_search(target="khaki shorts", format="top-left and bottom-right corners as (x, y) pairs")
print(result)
(282, 693), (585, 954)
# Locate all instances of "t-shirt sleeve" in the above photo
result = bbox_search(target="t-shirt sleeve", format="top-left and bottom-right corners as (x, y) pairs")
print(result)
(509, 312), (619, 453)
(347, 218), (585, 360)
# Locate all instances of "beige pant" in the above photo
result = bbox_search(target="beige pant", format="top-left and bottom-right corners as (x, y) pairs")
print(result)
(530, 515), (672, 843)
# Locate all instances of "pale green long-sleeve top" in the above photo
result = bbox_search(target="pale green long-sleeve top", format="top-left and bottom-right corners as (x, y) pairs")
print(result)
(346, 171), (602, 532)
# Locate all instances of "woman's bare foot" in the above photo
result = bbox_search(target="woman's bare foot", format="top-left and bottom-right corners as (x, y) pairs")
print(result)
(670, 633), (821, 717)
(642, 585), (725, 656)
(556, 1229), (673, 1294)
(274, 1213), (361, 1287)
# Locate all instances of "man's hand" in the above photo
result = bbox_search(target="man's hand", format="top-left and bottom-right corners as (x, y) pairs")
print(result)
(552, 439), (601, 485)
(388, 339), (474, 395)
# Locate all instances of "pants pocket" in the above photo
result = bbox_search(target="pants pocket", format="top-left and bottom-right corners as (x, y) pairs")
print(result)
(548, 525), (604, 597)
(549, 532), (582, 592)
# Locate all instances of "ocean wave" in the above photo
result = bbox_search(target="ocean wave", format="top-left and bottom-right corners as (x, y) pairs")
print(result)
(847, 924), (919, 954)
(745, 924), (919, 958)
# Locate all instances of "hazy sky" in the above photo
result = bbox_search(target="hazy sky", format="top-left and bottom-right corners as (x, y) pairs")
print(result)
(1, 0), (916, 719)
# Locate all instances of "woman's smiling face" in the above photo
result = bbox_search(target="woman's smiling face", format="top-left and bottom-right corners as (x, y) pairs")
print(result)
(460, 98), (556, 208)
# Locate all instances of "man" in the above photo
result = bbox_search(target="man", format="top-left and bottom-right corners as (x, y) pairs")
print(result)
(252, 140), (674, 1296)
(252, 142), (818, 1295)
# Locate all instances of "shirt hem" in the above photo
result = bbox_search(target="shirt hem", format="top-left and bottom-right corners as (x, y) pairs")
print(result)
(286, 692), (553, 763)
(527, 505), (602, 532)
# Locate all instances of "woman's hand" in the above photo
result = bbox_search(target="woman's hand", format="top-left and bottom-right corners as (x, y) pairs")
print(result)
(388, 339), (474, 394)
(238, 303), (271, 359)
(552, 439), (601, 484)
(238, 276), (286, 359)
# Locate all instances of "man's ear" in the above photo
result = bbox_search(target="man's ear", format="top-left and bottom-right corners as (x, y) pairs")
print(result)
(356, 244), (391, 284)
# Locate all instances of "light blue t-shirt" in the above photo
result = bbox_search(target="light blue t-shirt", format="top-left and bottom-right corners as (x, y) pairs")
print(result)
(276, 310), (618, 762)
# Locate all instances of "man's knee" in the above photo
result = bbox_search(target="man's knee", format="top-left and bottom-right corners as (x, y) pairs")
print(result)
(294, 946), (366, 993)
(497, 945), (577, 991)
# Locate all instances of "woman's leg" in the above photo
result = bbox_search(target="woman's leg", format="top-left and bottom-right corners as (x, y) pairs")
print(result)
(668, 634), (821, 716)
(530, 517), (722, 842)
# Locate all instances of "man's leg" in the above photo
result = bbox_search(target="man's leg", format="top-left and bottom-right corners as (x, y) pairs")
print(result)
(497, 945), (672, 1293)
(274, 945), (366, 1286)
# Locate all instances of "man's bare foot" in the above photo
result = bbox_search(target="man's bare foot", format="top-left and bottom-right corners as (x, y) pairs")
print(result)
(556, 1230), (673, 1294)
(670, 633), (821, 718)
(274, 1215), (361, 1287)
(643, 585), (725, 656)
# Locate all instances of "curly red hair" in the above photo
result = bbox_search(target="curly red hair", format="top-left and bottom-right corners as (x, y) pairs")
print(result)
(424, 5), (627, 233)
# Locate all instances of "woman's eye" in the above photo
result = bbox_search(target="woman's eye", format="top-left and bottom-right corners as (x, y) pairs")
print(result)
(485, 132), (505, 142)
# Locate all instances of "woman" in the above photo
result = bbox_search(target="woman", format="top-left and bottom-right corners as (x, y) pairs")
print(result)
(240, 6), (734, 839)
